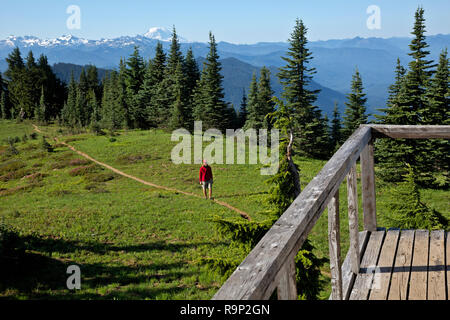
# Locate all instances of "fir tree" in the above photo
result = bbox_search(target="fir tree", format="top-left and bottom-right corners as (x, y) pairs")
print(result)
(183, 47), (200, 130)
(124, 46), (145, 128)
(193, 32), (229, 131)
(168, 62), (189, 130)
(0, 90), (7, 119)
(243, 72), (259, 129)
(257, 67), (275, 130)
(382, 165), (448, 231)
(277, 19), (324, 158)
(342, 68), (368, 140)
(330, 102), (342, 150)
(35, 86), (46, 123)
(237, 89), (248, 128)
(423, 49), (450, 186)
(61, 72), (78, 127)
(141, 42), (166, 126)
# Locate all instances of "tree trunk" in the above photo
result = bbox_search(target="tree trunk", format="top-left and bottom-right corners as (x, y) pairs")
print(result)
(287, 130), (301, 197)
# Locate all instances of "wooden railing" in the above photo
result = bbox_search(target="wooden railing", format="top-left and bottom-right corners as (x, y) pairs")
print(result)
(212, 125), (450, 300)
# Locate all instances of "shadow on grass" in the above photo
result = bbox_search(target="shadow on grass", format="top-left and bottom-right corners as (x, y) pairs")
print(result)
(1, 235), (226, 300)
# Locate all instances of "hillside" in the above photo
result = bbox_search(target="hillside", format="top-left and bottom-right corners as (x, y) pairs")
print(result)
(2, 33), (449, 115)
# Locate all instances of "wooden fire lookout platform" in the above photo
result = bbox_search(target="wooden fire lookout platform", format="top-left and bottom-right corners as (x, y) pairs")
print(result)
(212, 125), (450, 301)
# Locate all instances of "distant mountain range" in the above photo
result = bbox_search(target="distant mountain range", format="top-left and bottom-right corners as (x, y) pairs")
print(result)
(1, 28), (449, 116)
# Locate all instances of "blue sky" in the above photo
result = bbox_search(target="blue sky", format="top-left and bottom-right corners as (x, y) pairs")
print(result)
(0, 0), (449, 43)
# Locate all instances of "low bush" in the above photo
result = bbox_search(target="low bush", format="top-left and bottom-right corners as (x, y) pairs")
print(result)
(0, 222), (25, 260)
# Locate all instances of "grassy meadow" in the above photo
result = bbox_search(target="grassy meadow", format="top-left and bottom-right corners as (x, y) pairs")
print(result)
(0, 119), (448, 299)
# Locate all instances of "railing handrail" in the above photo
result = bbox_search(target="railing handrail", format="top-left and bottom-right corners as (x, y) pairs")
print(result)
(212, 125), (450, 300)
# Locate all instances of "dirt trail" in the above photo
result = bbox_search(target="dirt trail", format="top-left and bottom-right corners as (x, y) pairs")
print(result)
(33, 124), (251, 220)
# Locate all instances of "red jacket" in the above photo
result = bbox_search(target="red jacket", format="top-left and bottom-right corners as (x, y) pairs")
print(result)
(199, 165), (213, 182)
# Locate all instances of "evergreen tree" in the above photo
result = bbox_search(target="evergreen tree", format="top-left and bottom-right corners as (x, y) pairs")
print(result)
(101, 71), (125, 130)
(237, 89), (248, 128)
(61, 72), (78, 127)
(167, 26), (184, 74)
(76, 68), (89, 126)
(5, 47), (33, 119)
(423, 49), (450, 186)
(277, 19), (323, 158)
(193, 32), (229, 131)
(124, 46), (145, 128)
(0, 91), (7, 120)
(376, 8), (438, 186)
(183, 47), (200, 130)
(243, 72), (259, 129)
(382, 165), (448, 231)
(257, 67), (275, 130)
(330, 102), (342, 150)
(168, 62), (189, 130)
(342, 68), (368, 140)
(35, 86), (46, 123)
(140, 42), (167, 127)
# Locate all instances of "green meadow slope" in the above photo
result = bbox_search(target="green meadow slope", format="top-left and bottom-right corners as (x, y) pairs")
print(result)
(0, 120), (448, 299)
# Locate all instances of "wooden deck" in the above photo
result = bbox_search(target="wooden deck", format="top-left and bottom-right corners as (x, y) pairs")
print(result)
(340, 229), (449, 300)
(213, 126), (450, 301)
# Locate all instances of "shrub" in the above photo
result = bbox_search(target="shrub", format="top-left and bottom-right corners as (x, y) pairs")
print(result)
(382, 165), (449, 231)
(91, 122), (106, 136)
(30, 132), (38, 140)
(22, 134), (28, 143)
(41, 136), (54, 153)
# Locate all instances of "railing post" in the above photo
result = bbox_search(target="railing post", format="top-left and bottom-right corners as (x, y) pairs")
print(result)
(360, 139), (377, 231)
(347, 164), (360, 275)
(277, 256), (297, 300)
(328, 190), (343, 300)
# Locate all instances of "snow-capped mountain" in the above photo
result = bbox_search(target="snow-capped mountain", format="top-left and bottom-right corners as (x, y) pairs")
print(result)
(0, 27), (188, 50)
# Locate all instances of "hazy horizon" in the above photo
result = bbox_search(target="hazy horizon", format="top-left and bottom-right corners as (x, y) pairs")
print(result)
(1, 1), (449, 44)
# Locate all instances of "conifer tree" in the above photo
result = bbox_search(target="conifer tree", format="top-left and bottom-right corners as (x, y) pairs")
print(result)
(237, 89), (248, 128)
(193, 32), (229, 131)
(382, 165), (448, 230)
(124, 46), (145, 128)
(243, 72), (259, 129)
(183, 47), (200, 130)
(277, 19), (323, 158)
(168, 62), (189, 130)
(0, 74), (7, 119)
(423, 49), (449, 186)
(342, 68), (368, 140)
(35, 86), (46, 123)
(61, 72), (78, 127)
(139, 42), (167, 127)
(257, 67), (275, 130)
(330, 102), (342, 150)
(376, 8), (438, 186)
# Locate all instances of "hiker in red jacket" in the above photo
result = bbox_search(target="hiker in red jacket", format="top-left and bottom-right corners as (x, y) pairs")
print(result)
(199, 159), (213, 200)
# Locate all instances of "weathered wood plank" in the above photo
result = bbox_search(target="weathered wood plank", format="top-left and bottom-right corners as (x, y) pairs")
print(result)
(349, 230), (385, 300)
(368, 229), (400, 300)
(408, 230), (429, 300)
(277, 257), (297, 300)
(328, 190), (342, 300)
(213, 126), (372, 300)
(347, 164), (360, 274)
(338, 231), (370, 300)
(427, 230), (446, 300)
(367, 124), (450, 139)
(388, 230), (415, 300)
(360, 140), (376, 231)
